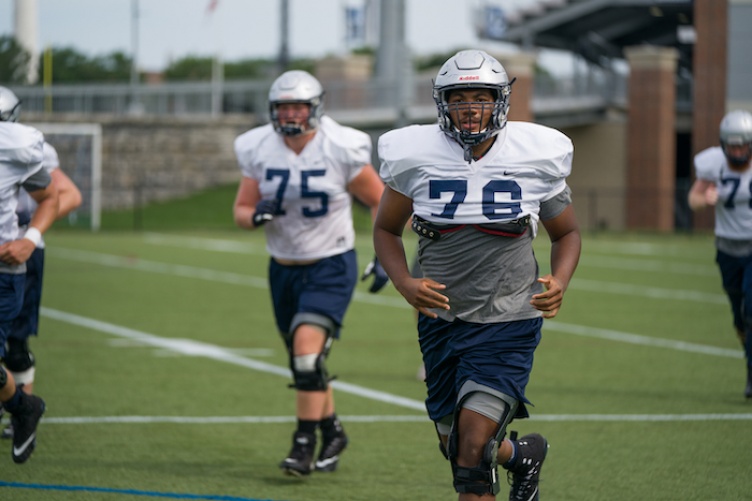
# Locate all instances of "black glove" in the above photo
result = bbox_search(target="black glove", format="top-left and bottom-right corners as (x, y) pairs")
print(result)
(252, 199), (278, 227)
(361, 256), (389, 293)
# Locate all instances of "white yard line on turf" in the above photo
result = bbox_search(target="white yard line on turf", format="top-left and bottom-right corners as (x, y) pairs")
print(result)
(41, 307), (426, 412)
(49, 248), (742, 359)
(40, 307), (750, 424)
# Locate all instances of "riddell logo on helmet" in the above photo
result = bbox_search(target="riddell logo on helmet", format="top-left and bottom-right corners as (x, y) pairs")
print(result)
(459, 76), (480, 81)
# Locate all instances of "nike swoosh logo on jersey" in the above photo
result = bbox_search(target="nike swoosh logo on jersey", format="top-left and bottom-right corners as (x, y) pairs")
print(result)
(13, 432), (36, 457)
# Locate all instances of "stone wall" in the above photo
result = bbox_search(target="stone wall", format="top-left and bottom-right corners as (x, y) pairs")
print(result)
(29, 113), (258, 210)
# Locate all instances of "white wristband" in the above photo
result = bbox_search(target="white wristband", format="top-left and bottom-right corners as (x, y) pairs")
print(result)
(23, 227), (42, 247)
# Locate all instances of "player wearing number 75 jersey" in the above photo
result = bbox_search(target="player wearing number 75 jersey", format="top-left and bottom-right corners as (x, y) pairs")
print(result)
(689, 109), (752, 400)
(233, 70), (385, 478)
(374, 50), (581, 500)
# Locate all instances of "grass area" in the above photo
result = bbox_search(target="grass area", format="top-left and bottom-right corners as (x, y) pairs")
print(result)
(58, 183), (374, 233)
(0, 191), (747, 501)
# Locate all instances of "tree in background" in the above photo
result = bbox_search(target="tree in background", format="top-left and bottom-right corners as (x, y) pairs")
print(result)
(38, 47), (132, 83)
(0, 35), (31, 84)
(163, 56), (310, 81)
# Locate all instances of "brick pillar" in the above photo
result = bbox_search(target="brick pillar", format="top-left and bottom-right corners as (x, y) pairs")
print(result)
(497, 52), (536, 122)
(691, 0), (728, 230)
(624, 46), (679, 231)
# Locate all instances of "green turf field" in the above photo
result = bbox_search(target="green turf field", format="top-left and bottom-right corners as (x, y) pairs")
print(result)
(1, 215), (749, 500)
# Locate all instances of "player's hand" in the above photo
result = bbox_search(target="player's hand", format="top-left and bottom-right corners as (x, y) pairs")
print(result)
(530, 274), (565, 319)
(398, 277), (449, 318)
(361, 256), (389, 293)
(252, 199), (279, 227)
(704, 184), (718, 206)
(0, 239), (35, 266)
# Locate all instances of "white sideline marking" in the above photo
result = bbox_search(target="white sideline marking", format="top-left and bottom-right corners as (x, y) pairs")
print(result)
(580, 255), (718, 277)
(570, 278), (726, 304)
(41, 307), (426, 412)
(544, 321), (743, 359)
(37, 309), (749, 424)
(40, 413), (752, 425)
(39, 307), (746, 427)
(142, 233), (266, 255)
(48, 248), (743, 359)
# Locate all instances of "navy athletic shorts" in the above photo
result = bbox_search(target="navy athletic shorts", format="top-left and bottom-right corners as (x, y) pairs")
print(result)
(10, 248), (45, 340)
(0, 273), (26, 358)
(716, 249), (752, 333)
(269, 249), (358, 342)
(418, 315), (543, 423)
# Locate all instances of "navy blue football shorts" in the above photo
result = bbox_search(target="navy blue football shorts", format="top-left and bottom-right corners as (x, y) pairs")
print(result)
(269, 249), (358, 343)
(716, 249), (752, 334)
(716, 248), (752, 370)
(9, 248), (45, 340)
(0, 272), (26, 358)
(418, 315), (543, 423)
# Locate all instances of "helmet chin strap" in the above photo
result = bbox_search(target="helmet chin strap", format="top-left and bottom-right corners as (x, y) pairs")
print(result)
(453, 126), (491, 163)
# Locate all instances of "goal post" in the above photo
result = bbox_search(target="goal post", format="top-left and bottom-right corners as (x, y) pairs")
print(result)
(29, 122), (102, 231)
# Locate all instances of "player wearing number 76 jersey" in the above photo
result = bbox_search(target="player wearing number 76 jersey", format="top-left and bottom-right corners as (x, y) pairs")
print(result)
(374, 50), (581, 500)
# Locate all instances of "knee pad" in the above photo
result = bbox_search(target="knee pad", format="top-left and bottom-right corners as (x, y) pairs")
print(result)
(291, 348), (331, 391)
(447, 381), (518, 496)
(287, 314), (335, 392)
(5, 337), (35, 373)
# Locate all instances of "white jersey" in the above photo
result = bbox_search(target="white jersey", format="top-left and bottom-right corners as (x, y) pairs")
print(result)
(16, 142), (59, 250)
(694, 146), (752, 241)
(0, 122), (45, 247)
(234, 115), (372, 260)
(379, 122), (571, 230)
(378, 121), (573, 323)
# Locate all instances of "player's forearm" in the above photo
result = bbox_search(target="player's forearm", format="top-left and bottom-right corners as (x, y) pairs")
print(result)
(28, 196), (59, 235)
(549, 230), (581, 292)
(373, 229), (411, 289)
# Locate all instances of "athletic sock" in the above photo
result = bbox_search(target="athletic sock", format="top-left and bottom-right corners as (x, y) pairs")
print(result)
(502, 439), (519, 470)
(297, 419), (318, 436)
(1, 388), (24, 414)
(319, 413), (344, 439)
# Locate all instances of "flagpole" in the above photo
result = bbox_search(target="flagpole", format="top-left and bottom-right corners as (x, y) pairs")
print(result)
(129, 0), (142, 114)
(206, 0), (223, 117)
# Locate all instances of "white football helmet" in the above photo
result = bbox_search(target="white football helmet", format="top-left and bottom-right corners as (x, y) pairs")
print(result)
(720, 110), (752, 167)
(433, 50), (512, 160)
(0, 86), (21, 123)
(268, 70), (324, 136)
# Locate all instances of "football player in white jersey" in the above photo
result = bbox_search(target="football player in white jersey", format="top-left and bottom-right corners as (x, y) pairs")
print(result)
(688, 109), (752, 399)
(0, 85), (59, 464)
(0, 87), (82, 440)
(233, 70), (386, 477)
(374, 50), (581, 500)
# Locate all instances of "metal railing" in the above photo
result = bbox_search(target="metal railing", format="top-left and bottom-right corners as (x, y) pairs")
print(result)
(10, 67), (639, 127)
